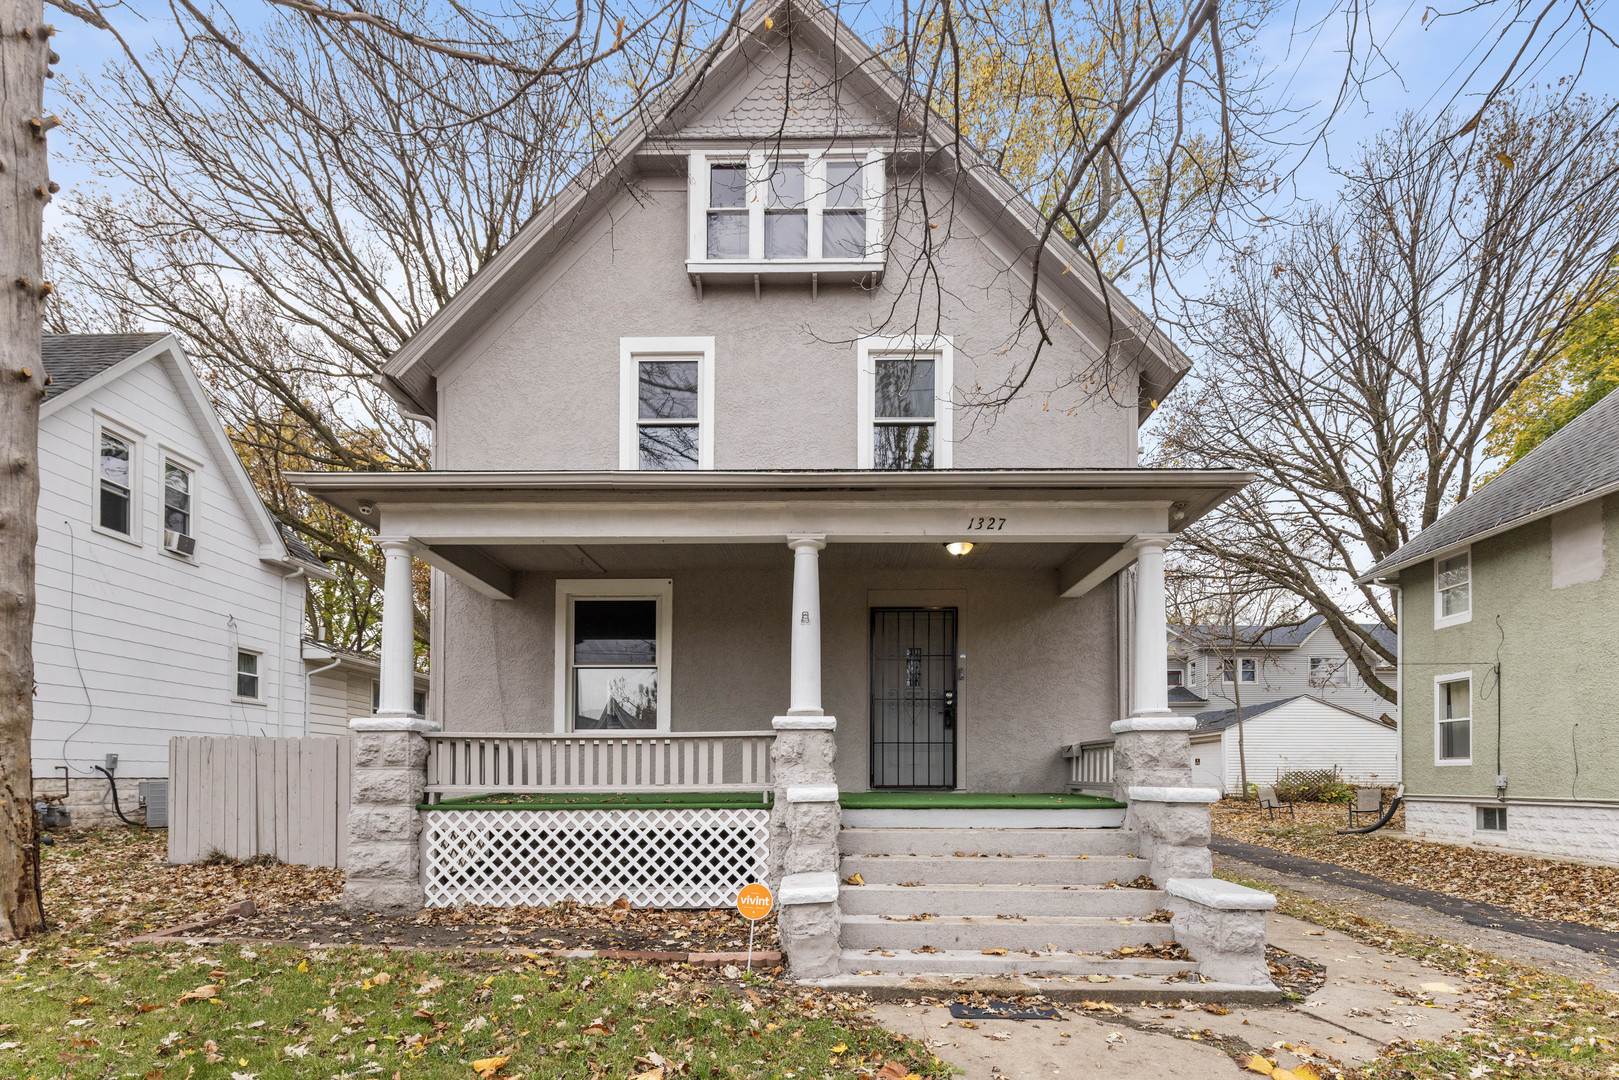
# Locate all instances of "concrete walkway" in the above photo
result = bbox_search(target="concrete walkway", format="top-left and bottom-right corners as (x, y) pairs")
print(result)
(1213, 837), (1619, 958)
(1218, 851), (1619, 994)
(872, 913), (1485, 1079)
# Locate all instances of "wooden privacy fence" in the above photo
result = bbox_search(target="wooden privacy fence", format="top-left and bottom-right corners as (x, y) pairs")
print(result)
(424, 732), (775, 802)
(168, 736), (352, 867)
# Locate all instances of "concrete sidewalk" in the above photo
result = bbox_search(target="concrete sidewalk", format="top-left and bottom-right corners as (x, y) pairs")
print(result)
(872, 914), (1485, 1079)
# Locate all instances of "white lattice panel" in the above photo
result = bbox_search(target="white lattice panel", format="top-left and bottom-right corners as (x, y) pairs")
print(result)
(422, 808), (771, 909)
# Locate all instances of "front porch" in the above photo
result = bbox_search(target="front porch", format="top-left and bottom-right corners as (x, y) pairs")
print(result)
(293, 469), (1278, 990)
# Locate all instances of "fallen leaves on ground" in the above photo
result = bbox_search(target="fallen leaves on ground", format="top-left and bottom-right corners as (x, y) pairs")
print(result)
(38, 829), (341, 936)
(1213, 799), (1619, 932)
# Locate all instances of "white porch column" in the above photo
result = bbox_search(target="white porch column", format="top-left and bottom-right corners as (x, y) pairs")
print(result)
(771, 534), (841, 978)
(376, 538), (420, 717)
(1129, 534), (1174, 718)
(786, 535), (826, 716)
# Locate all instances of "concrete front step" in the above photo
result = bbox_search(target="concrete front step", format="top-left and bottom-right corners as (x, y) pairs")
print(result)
(807, 972), (1284, 1004)
(840, 882), (1166, 918)
(839, 827), (1139, 858)
(840, 914), (1176, 952)
(839, 948), (1191, 978)
(841, 807), (1128, 829)
(840, 853), (1148, 886)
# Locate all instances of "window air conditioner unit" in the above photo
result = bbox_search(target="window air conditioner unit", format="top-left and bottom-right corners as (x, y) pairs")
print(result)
(163, 530), (197, 557)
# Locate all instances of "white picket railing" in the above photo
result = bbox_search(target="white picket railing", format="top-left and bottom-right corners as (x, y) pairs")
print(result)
(1062, 739), (1115, 794)
(424, 731), (776, 801)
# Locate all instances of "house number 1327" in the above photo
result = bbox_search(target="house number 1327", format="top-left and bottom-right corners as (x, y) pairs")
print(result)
(966, 517), (1006, 530)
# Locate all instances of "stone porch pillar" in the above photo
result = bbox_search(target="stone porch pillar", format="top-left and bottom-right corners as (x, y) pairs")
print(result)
(770, 535), (842, 979)
(342, 540), (437, 915)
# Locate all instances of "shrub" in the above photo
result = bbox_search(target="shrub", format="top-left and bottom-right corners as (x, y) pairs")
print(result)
(1273, 767), (1354, 804)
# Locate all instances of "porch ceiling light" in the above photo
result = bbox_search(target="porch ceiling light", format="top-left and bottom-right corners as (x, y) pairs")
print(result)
(945, 541), (975, 557)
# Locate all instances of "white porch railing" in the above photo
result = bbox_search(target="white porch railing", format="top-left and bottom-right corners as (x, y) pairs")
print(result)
(423, 731), (775, 802)
(1063, 739), (1115, 794)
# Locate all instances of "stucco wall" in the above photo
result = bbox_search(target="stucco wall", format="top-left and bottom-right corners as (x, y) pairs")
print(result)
(440, 566), (1120, 793)
(434, 171), (1139, 473)
(1400, 494), (1618, 803)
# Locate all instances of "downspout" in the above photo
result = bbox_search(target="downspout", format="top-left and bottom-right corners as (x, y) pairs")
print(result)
(277, 567), (305, 738)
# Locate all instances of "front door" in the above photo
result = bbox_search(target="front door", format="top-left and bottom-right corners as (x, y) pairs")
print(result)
(870, 607), (958, 789)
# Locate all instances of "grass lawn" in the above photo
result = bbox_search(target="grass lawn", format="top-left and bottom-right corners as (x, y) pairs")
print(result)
(0, 831), (948, 1080)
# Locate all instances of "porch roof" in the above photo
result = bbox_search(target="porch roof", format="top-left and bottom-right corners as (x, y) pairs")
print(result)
(287, 468), (1252, 600)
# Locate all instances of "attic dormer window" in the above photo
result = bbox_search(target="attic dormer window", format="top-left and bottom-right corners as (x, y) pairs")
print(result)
(688, 150), (884, 284)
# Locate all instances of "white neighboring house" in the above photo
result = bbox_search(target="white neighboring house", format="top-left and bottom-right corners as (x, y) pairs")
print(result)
(33, 333), (333, 826)
(1168, 615), (1398, 723)
(303, 640), (429, 739)
(1189, 695), (1400, 795)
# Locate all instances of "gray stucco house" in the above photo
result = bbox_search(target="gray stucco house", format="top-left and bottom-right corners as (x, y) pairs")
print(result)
(1359, 389), (1619, 863)
(290, 0), (1279, 986)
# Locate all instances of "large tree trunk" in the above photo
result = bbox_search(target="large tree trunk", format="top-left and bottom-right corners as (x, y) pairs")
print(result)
(0, 0), (49, 939)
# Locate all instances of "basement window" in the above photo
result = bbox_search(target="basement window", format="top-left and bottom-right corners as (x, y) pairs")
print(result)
(1476, 806), (1507, 831)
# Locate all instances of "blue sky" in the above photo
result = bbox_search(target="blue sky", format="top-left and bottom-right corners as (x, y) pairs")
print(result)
(43, 0), (1617, 247)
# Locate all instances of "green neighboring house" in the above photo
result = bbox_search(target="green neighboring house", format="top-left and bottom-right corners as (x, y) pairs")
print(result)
(1358, 389), (1619, 862)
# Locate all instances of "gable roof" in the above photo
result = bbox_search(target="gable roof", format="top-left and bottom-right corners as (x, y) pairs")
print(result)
(41, 333), (333, 580)
(1360, 389), (1619, 582)
(41, 333), (167, 398)
(1191, 694), (1389, 734)
(376, 0), (1191, 420)
(1171, 615), (1396, 658)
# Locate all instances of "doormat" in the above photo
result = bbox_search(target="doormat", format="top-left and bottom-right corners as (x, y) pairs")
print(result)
(949, 1000), (1063, 1021)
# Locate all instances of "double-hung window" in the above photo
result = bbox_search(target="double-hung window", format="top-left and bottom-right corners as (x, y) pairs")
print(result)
(554, 580), (673, 732)
(98, 430), (134, 536)
(1310, 657), (1349, 686)
(705, 162), (749, 258)
(619, 338), (714, 470)
(1435, 673), (1472, 764)
(690, 152), (882, 270)
(858, 336), (953, 469)
(1223, 658), (1256, 683)
(236, 649), (261, 701)
(1435, 550), (1471, 627)
(164, 461), (192, 539)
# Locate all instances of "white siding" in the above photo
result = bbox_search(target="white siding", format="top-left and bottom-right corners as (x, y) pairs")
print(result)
(306, 669), (350, 738)
(347, 671), (375, 719)
(1180, 629), (1397, 722)
(1190, 735), (1224, 790)
(32, 357), (306, 780)
(1215, 698), (1399, 794)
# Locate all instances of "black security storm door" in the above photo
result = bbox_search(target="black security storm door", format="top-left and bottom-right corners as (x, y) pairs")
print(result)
(870, 607), (958, 789)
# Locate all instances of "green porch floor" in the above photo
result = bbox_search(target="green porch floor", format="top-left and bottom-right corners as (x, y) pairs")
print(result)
(424, 790), (1123, 812)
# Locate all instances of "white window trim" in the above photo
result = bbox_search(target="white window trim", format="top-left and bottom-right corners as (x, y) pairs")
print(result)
(234, 647), (266, 705)
(1434, 547), (1473, 629)
(1434, 670), (1472, 766)
(91, 414), (144, 546)
(686, 149), (886, 270)
(619, 337), (715, 471)
(857, 335), (954, 469)
(553, 578), (674, 733)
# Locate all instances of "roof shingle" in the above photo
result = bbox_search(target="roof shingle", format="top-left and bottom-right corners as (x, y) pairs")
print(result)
(41, 333), (166, 398)
(1362, 389), (1619, 580)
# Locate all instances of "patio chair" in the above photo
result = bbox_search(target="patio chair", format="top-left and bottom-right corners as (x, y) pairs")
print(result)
(1257, 785), (1294, 821)
(1347, 787), (1384, 827)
